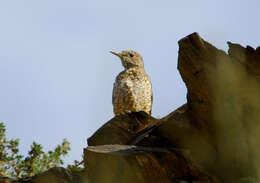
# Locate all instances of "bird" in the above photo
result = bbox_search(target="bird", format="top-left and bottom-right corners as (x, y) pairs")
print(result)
(110, 50), (153, 116)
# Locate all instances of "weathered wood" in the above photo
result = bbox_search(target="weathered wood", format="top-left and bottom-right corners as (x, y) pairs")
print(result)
(87, 112), (157, 146)
(177, 32), (260, 182)
(0, 168), (88, 183)
(84, 145), (220, 183)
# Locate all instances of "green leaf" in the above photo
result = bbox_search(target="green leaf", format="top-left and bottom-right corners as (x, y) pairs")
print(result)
(0, 122), (81, 178)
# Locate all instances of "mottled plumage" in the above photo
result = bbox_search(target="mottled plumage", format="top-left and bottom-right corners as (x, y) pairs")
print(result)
(111, 50), (153, 115)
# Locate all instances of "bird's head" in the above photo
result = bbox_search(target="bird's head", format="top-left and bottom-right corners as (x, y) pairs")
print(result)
(110, 50), (144, 69)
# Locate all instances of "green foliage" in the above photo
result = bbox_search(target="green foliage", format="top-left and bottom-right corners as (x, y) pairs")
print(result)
(67, 160), (84, 171)
(0, 122), (82, 178)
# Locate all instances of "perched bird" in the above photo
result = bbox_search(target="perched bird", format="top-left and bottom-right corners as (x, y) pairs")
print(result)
(110, 50), (153, 115)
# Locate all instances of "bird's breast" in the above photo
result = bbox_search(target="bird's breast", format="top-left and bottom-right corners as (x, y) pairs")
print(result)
(112, 68), (153, 115)
(115, 69), (150, 89)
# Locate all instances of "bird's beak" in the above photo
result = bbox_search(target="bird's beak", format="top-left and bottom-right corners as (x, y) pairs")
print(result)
(110, 51), (122, 58)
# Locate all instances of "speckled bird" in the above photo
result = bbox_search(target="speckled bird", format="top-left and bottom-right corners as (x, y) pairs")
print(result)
(110, 50), (153, 115)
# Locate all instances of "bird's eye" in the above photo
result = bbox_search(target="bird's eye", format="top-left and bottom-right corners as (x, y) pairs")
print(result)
(129, 53), (134, 57)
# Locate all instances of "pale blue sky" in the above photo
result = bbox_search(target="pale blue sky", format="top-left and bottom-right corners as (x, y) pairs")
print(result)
(1, 0), (259, 164)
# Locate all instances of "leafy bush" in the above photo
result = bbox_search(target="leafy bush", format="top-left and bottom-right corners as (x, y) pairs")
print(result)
(0, 122), (82, 178)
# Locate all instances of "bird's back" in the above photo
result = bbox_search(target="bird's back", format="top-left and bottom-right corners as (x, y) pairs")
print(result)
(113, 68), (153, 115)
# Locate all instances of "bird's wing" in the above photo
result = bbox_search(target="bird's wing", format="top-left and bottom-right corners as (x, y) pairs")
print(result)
(112, 76), (132, 105)
(150, 81), (153, 106)
(148, 77), (153, 115)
